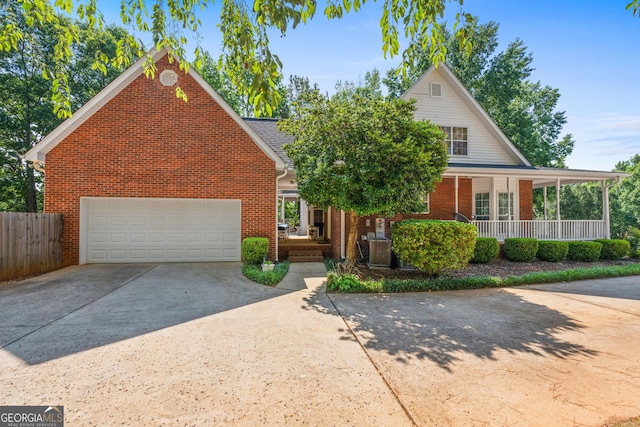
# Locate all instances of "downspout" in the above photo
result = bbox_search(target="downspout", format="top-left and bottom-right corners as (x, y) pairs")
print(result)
(454, 175), (459, 213)
(340, 210), (346, 260)
(275, 167), (288, 261)
(603, 177), (621, 239)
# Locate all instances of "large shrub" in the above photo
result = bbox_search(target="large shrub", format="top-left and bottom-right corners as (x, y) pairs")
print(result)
(625, 227), (640, 258)
(470, 237), (499, 264)
(537, 240), (569, 262)
(391, 219), (477, 276)
(567, 241), (602, 262)
(595, 239), (631, 260)
(241, 237), (269, 264)
(503, 238), (538, 262)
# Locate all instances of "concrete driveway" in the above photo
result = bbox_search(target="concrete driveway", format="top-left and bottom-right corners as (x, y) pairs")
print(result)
(1, 264), (639, 426)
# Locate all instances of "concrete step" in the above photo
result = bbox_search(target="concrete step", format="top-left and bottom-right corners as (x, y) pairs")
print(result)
(288, 250), (324, 263)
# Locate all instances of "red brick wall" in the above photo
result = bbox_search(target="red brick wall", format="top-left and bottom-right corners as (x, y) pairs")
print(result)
(44, 55), (277, 266)
(333, 177), (473, 257)
(519, 180), (533, 220)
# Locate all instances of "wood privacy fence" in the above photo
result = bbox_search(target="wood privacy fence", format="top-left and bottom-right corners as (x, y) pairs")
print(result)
(0, 213), (63, 282)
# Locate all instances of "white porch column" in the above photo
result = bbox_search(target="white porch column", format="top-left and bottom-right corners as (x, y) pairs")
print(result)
(490, 176), (497, 221)
(602, 180), (611, 239)
(543, 187), (548, 220)
(280, 197), (285, 223)
(556, 179), (561, 240)
(300, 200), (309, 236)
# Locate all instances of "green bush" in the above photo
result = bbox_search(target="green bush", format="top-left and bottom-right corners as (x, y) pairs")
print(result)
(242, 261), (290, 286)
(241, 237), (269, 264)
(537, 240), (569, 262)
(391, 219), (477, 276)
(595, 239), (631, 260)
(503, 238), (538, 262)
(567, 241), (602, 262)
(625, 227), (640, 258)
(470, 237), (499, 263)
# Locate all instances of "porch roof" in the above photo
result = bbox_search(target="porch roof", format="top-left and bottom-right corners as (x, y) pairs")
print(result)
(446, 163), (630, 188)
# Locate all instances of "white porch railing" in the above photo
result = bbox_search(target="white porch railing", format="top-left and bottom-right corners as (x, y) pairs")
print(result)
(471, 220), (606, 241)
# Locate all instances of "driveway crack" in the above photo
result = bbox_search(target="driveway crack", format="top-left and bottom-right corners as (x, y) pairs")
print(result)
(326, 293), (419, 427)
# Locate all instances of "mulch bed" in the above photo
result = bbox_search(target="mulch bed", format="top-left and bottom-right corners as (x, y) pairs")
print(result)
(354, 257), (640, 281)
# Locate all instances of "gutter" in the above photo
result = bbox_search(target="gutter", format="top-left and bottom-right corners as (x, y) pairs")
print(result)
(275, 167), (289, 261)
(18, 154), (45, 173)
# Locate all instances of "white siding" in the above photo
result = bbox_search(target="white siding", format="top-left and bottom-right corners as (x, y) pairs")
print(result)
(403, 68), (520, 166)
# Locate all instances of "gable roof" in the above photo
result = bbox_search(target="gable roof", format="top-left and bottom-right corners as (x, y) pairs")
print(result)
(401, 63), (531, 167)
(243, 118), (293, 166)
(23, 49), (286, 170)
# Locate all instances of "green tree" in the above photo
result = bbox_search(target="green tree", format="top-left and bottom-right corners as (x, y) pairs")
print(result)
(384, 19), (575, 168)
(533, 184), (603, 222)
(611, 154), (640, 238)
(0, 10), (133, 212)
(0, 0), (476, 118)
(278, 91), (449, 262)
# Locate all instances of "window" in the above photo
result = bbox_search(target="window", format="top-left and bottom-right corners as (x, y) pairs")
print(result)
(412, 192), (430, 214)
(439, 126), (468, 156)
(475, 193), (489, 220)
(430, 81), (442, 97)
(422, 193), (430, 214)
(498, 192), (514, 220)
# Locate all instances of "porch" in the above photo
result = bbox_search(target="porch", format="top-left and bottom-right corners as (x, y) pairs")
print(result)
(472, 219), (606, 241)
(277, 238), (333, 262)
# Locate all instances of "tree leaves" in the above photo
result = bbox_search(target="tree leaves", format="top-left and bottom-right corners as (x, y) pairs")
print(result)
(279, 91), (448, 217)
(2, 0), (475, 118)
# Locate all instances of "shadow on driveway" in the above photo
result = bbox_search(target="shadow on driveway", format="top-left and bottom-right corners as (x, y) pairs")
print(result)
(0, 263), (289, 365)
(311, 288), (598, 372)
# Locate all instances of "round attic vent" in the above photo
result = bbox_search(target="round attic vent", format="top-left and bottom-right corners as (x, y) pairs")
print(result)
(159, 70), (179, 86)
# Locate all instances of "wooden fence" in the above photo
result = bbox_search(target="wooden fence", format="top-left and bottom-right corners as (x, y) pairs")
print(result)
(0, 212), (63, 282)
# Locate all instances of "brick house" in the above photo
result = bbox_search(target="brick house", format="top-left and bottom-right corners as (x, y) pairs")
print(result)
(25, 50), (627, 265)
(25, 50), (285, 266)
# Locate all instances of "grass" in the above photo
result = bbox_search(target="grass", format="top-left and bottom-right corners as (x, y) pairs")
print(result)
(242, 261), (290, 286)
(326, 262), (640, 293)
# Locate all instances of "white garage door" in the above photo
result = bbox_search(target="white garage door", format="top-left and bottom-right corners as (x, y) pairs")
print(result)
(81, 197), (241, 263)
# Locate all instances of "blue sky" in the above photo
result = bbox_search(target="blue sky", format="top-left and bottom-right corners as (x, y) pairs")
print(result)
(101, 1), (640, 171)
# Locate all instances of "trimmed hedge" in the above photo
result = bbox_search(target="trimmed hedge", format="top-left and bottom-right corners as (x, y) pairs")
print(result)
(470, 237), (500, 263)
(567, 241), (602, 262)
(391, 219), (477, 276)
(241, 237), (269, 264)
(595, 239), (631, 260)
(537, 240), (569, 262)
(503, 238), (538, 262)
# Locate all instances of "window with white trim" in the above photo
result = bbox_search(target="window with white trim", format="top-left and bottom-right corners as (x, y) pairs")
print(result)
(422, 192), (430, 214)
(439, 126), (468, 156)
(475, 192), (489, 220)
(498, 192), (514, 220)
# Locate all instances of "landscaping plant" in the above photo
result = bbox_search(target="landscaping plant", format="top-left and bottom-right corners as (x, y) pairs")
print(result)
(503, 238), (538, 262)
(391, 219), (477, 276)
(470, 237), (500, 263)
(242, 261), (290, 286)
(537, 240), (569, 262)
(625, 227), (640, 258)
(595, 239), (631, 260)
(567, 241), (602, 262)
(241, 237), (269, 264)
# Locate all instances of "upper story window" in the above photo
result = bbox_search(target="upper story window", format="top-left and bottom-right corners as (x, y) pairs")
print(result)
(439, 126), (468, 156)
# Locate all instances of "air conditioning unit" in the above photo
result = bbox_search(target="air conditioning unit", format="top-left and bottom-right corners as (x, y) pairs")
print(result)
(369, 238), (391, 267)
